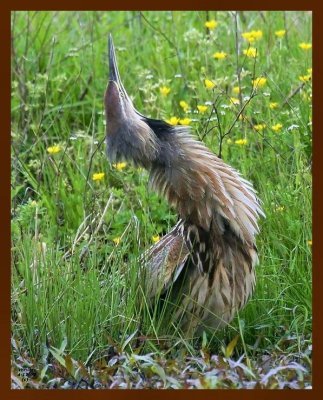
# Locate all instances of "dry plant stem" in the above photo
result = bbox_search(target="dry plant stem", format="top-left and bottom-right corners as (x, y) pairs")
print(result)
(225, 90), (257, 138)
(139, 12), (187, 87)
(233, 12), (243, 107)
(105, 217), (135, 264)
(205, 11), (210, 37)
(62, 194), (114, 260)
(283, 12), (290, 50)
(83, 135), (106, 208)
(282, 82), (306, 106)
(86, 194), (114, 248)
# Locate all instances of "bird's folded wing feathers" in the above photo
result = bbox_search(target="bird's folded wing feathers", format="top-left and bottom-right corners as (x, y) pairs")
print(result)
(141, 221), (189, 297)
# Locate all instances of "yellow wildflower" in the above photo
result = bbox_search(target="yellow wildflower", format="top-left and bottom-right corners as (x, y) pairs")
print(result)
(152, 235), (160, 243)
(275, 30), (286, 38)
(269, 102), (279, 109)
(235, 139), (248, 145)
(272, 123), (283, 132)
(47, 145), (61, 154)
(92, 172), (105, 181)
(197, 105), (208, 114)
(253, 77), (267, 88)
(275, 206), (285, 212)
(204, 79), (216, 89)
(251, 30), (263, 40)
(243, 47), (257, 58)
(205, 20), (218, 30)
(307, 68), (312, 75)
(233, 86), (240, 94)
(230, 97), (240, 105)
(307, 240), (312, 246)
(166, 116), (180, 125)
(179, 118), (192, 125)
(299, 74), (311, 82)
(299, 42), (312, 50)
(254, 123), (266, 131)
(179, 100), (189, 112)
(113, 237), (121, 245)
(159, 86), (171, 96)
(242, 30), (263, 43)
(242, 33), (254, 43)
(213, 51), (227, 60)
(112, 162), (127, 171)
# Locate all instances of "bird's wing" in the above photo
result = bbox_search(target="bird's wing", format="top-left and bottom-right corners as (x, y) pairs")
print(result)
(149, 129), (265, 246)
(141, 220), (190, 298)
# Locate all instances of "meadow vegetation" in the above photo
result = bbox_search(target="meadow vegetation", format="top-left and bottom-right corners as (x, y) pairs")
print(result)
(11, 11), (312, 388)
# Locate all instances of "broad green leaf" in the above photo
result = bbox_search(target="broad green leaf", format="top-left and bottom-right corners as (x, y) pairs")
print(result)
(225, 335), (240, 358)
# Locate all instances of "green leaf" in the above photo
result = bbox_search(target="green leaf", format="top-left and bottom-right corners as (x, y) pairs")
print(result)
(121, 330), (138, 351)
(151, 364), (167, 386)
(225, 334), (240, 358)
(64, 354), (75, 377)
(49, 346), (66, 368)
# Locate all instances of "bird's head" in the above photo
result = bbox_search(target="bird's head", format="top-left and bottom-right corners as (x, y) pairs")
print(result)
(105, 34), (165, 168)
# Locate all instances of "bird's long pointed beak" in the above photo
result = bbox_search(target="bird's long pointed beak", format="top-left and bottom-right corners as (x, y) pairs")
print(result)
(109, 34), (120, 84)
(108, 34), (132, 105)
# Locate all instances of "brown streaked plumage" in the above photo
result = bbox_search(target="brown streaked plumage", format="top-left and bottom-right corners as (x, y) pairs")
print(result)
(105, 35), (265, 335)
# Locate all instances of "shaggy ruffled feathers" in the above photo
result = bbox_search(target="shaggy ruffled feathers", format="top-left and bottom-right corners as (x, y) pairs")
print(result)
(105, 35), (264, 333)
(147, 125), (264, 245)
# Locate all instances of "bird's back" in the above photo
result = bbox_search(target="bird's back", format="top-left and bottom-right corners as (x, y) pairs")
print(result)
(142, 130), (263, 335)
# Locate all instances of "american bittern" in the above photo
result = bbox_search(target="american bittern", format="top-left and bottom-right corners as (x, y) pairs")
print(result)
(105, 35), (265, 335)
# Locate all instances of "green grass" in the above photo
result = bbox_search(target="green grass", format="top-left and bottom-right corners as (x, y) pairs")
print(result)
(11, 10), (312, 377)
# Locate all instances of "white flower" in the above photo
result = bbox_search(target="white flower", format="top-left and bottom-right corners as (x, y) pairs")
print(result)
(287, 124), (300, 131)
